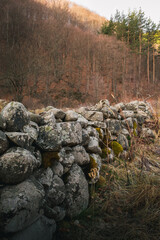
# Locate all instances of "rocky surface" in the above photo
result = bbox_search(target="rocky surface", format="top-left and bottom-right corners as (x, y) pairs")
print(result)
(0, 99), (155, 240)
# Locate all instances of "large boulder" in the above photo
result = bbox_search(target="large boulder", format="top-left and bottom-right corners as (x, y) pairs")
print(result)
(1, 102), (30, 132)
(0, 130), (9, 154)
(57, 122), (82, 146)
(64, 164), (89, 218)
(37, 123), (82, 151)
(0, 147), (41, 184)
(0, 179), (45, 233)
(5, 132), (33, 149)
(36, 125), (61, 151)
(9, 216), (56, 240)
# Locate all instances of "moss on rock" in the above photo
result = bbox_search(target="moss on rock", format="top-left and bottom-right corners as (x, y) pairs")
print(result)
(109, 141), (123, 157)
(96, 175), (106, 188)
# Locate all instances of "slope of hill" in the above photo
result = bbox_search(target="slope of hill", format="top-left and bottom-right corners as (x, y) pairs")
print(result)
(0, 0), (159, 109)
(69, 2), (107, 32)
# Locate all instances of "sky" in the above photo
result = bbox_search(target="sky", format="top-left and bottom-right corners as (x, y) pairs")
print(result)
(70, 0), (160, 24)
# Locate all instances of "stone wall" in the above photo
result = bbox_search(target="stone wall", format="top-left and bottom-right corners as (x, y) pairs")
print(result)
(0, 100), (156, 240)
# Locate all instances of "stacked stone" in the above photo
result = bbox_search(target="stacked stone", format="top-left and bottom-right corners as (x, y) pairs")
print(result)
(0, 100), (155, 240)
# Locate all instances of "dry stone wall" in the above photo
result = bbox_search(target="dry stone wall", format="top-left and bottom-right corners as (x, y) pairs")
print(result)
(0, 100), (156, 240)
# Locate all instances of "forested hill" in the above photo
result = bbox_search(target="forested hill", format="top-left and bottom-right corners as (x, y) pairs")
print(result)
(0, 0), (160, 108)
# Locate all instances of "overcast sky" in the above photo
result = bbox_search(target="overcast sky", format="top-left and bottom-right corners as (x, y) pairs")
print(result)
(70, 0), (160, 24)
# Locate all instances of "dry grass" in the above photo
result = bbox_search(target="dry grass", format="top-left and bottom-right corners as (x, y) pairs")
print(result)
(56, 139), (160, 240)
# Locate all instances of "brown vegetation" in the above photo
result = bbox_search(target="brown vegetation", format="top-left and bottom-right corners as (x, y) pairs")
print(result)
(0, 0), (159, 108)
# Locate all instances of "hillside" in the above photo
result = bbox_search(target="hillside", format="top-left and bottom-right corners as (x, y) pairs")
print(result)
(0, 0), (160, 109)
(69, 2), (107, 32)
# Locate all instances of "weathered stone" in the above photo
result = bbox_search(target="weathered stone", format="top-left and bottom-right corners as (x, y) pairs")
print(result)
(106, 119), (122, 136)
(46, 175), (66, 208)
(65, 110), (79, 121)
(90, 99), (110, 111)
(86, 126), (99, 138)
(64, 164), (89, 218)
(82, 129), (90, 146)
(87, 137), (102, 155)
(77, 114), (88, 128)
(0, 147), (40, 184)
(45, 106), (66, 120)
(135, 110), (148, 125)
(103, 106), (118, 119)
(121, 128), (130, 138)
(122, 117), (133, 129)
(87, 121), (107, 129)
(34, 168), (53, 189)
(5, 132), (33, 149)
(51, 161), (64, 177)
(72, 145), (90, 165)
(23, 121), (39, 141)
(121, 110), (135, 119)
(37, 122), (82, 150)
(40, 109), (56, 126)
(1, 102), (30, 132)
(59, 147), (75, 173)
(9, 216), (56, 240)
(81, 111), (104, 122)
(57, 122), (82, 147)
(125, 101), (139, 111)
(28, 112), (43, 125)
(44, 206), (66, 222)
(36, 125), (61, 151)
(0, 130), (9, 154)
(0, 179), (45, 233)
(0, 113), (6, 130)
(117, 134), (129, 150)
(114, 102), (126, 111)
(141, 128), (156, 139)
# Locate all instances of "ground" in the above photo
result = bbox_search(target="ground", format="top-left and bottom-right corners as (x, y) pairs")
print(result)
(55, 137), (160, 240)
